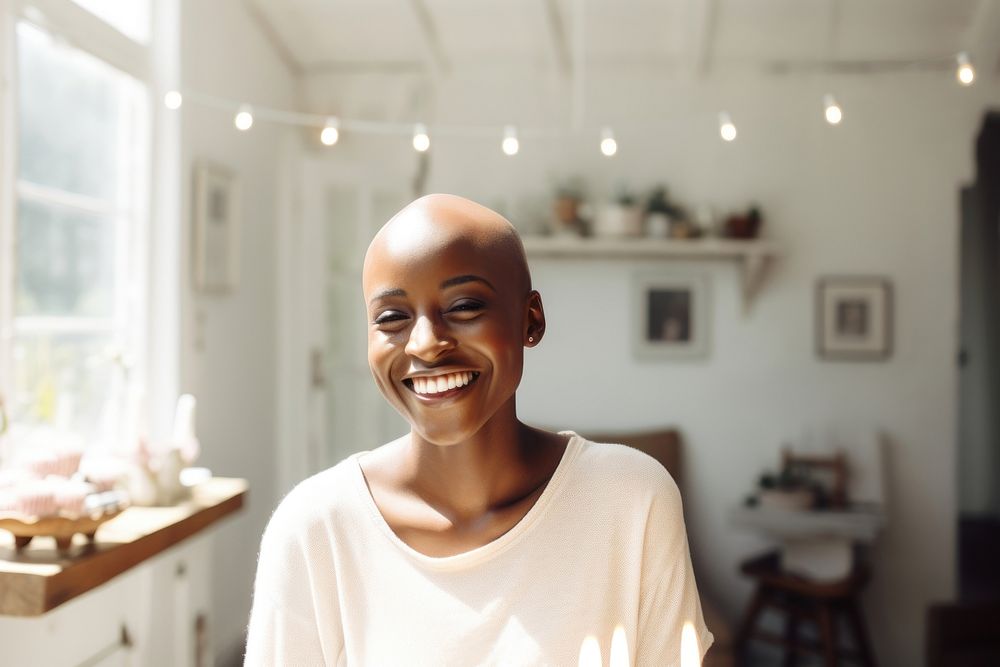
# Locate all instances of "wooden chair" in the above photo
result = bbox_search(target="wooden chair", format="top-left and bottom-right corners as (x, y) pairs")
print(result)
(735, 551), (875, 667)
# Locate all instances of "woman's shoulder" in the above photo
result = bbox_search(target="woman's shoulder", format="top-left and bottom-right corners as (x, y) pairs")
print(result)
(267, 453), (365, 530)
(565, 431), (680, 499)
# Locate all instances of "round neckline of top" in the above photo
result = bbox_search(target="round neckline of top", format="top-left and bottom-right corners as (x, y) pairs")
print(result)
(350, 431), (584, 571)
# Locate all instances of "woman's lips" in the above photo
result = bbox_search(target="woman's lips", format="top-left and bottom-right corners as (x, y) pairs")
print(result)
(403, 371), (480, 401)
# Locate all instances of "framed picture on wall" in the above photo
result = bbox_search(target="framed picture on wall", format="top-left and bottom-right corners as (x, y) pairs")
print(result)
(633, 273), (710, 360)
(193, 161), (240, 292)
(816, 276), (892, 361)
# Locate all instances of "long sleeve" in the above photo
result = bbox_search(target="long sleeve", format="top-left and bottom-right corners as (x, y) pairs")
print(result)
(633, 469), (713, 667)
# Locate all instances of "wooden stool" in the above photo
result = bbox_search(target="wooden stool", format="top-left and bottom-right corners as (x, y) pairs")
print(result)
(735, 552), (876, 667)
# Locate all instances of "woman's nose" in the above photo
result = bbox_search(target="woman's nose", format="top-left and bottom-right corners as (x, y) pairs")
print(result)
(405, 315), (455, 360)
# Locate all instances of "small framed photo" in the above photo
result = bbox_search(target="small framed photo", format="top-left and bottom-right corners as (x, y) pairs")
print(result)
(193, 161), (240, 292)
(816, 276), (892, 361)
(633, 273), (710, 360)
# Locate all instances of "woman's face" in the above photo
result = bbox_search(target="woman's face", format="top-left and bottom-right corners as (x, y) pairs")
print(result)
(364, 231), (541, 445)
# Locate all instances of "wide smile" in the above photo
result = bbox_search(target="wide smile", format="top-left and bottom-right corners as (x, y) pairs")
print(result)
(403, 370), (481, 402)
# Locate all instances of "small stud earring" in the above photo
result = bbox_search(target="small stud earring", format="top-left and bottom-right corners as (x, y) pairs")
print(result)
(528, 336), (534, 343)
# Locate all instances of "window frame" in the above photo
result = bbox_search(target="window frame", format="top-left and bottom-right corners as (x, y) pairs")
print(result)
(0, 0), (179, 449)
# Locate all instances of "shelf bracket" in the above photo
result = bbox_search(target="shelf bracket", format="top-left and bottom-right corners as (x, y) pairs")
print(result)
(740, 250), (775, 315)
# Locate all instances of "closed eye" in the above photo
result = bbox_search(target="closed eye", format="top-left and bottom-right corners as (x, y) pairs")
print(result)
(449, 300), (484, 312)
(373, 310), (409, 325)
(448, 300), (485, 318)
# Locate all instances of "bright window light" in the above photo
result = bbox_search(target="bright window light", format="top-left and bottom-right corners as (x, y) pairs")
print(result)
(70, 0), (150, 43)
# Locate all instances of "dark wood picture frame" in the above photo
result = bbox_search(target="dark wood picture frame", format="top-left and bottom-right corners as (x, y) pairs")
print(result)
(816, 276), (893, 361)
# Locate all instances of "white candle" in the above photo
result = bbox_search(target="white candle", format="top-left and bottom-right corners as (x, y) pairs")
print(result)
(681, 621), (701, 667)
(609, 625), (629, 667)
(578, 636), (602, 667)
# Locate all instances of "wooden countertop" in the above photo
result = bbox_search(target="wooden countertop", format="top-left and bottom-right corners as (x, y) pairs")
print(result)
(0, 477), (247, 616)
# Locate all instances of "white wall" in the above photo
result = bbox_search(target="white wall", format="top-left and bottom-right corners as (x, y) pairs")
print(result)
(302, 67), (1000, 665)
(179, 1), (299, 662)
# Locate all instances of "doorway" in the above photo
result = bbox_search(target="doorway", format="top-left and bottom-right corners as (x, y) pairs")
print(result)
(957, 111), (1000, 603)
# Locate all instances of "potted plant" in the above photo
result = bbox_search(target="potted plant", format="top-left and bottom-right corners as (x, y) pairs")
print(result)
(753, 463), (822, 511)
(644, 187), (673, 238)
(550, 177), (590, 237)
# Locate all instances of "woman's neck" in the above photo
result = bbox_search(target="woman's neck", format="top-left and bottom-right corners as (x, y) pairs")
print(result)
(403, 410), (560, 522)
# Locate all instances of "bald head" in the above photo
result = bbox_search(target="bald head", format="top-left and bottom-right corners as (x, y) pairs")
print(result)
(363, 194), (531, 296)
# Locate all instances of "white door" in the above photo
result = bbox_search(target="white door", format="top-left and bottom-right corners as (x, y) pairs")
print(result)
(283, 159), (409, 487)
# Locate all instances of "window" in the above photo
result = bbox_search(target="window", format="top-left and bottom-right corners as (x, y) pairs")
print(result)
(0, 3), (156, 458)
(70, 0), (150, 43)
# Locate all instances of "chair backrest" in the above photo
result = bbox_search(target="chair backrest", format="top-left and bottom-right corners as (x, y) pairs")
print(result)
(581, 429), (683, 485)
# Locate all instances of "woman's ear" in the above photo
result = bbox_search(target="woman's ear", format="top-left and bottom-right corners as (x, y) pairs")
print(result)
(524, 290), (546, 347)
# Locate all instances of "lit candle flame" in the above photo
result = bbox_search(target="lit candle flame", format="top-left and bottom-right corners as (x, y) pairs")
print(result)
(610, 625), (629, 667)
(681, 621), (701, 667)
(578, 635), (602, 667)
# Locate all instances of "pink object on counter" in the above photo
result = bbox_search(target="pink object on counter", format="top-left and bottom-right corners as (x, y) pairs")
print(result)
(13, 480), (58, 517)
(52, 479), (97, 516)
(25, 449), (84, 479)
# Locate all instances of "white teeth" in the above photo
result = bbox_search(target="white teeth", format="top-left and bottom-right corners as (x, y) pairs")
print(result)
(411, 371), (476, 395)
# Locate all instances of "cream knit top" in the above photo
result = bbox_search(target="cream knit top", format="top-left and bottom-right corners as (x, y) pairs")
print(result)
(245, 433), (713, 666)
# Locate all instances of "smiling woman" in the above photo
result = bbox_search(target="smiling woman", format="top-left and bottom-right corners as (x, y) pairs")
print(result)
(245, 194), (713, 666)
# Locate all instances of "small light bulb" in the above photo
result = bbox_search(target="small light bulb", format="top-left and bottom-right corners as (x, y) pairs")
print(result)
(823, 94), (843, 125)
(600, 127), (617, 157)
(163, 90), (182, 110)
(957, 52), (975, 86)
(719, 112), (737, 142)
(321, 117), (340, 146)
(502, 125), (519, 156)
(412, 123), (430, 152)
(234, 105), (253, 131)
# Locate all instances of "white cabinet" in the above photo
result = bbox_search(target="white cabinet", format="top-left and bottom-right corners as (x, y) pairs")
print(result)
(0, 533), (214, 666)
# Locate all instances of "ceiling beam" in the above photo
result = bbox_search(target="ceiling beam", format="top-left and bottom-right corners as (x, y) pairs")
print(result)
(570, 0), (585, 130)
(964, 0), (1000, 76)
(543, 0), (572, 78)
(244, 0), (304, 77)
(407, 0), (451, 77)
(302, 61), (428, 76)
(682, 0), (717, 78)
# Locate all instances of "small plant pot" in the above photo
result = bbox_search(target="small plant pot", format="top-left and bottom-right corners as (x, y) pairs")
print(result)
(757, 489), (815, 511)
(595, 204), (642, 237)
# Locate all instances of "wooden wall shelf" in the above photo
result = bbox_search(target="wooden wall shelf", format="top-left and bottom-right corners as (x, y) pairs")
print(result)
(0, 477), (247, 616)
(522, 236), (780, 313)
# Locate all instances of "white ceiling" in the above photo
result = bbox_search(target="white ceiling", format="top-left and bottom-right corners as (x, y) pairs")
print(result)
(247, 0), (998, 78)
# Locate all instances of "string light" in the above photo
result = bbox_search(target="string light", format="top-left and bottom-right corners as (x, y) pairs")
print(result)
(823, 94), (843, 125)
(412, 123), (430, 152)
(320, 117), (340, 146)
(502, 125), (519, 156)
(600, 127), (617, 156)
(956, 52), (975, 86)
(719, 112), (737, 142)
(163, 90), (182, 110)
(234, 104), (254, 131)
